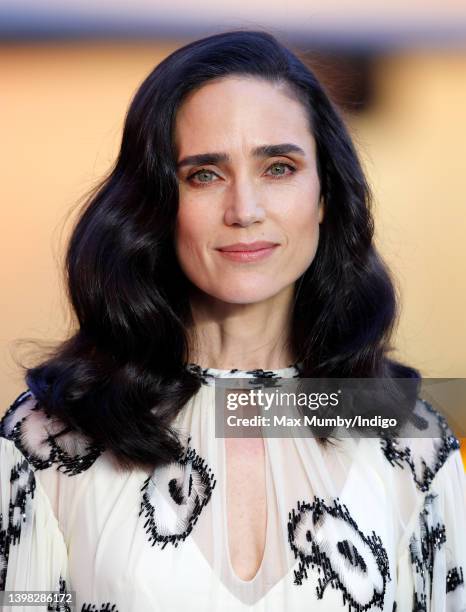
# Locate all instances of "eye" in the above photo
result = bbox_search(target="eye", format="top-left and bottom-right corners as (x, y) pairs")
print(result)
(185, 161), (297, 188)
(266, 162), (296, 179)
(186, 168), (219, 186)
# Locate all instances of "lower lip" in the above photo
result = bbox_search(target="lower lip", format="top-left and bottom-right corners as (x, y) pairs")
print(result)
(217, 245), (279, 262)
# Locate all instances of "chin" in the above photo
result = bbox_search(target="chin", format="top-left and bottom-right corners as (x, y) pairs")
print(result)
(206, 284), (283, 305)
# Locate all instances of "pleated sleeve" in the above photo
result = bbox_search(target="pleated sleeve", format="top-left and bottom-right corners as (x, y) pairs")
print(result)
(0, 435), (71, 611)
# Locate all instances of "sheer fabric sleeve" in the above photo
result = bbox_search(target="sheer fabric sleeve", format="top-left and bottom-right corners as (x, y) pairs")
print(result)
(395, 445), (466, 611)
(0, 435), (71, 611)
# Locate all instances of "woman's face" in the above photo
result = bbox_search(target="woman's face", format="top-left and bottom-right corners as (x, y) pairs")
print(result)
(174, 76), (323, 305)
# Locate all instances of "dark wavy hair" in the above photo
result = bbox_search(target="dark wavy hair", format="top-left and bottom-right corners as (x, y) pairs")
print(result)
(19, 29), (420, 470)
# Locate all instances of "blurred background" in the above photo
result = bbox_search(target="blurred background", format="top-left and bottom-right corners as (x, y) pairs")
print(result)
(1, 1), (465, 464)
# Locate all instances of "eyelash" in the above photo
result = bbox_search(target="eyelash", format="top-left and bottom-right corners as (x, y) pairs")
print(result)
(186, 162), (297, 187)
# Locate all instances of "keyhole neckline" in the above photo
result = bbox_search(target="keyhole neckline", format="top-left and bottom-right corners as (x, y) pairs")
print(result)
(222, 436), (270, 585)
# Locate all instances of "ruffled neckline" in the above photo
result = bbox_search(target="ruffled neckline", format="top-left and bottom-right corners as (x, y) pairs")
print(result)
(185, 362), (302, 385)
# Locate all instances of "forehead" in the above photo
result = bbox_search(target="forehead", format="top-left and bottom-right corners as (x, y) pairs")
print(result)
(174, 76), (314, 154)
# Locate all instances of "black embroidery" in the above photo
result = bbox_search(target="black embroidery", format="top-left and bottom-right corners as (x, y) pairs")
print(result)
(0, 458), (36, 590)
(412, 592), (426, 611)
(337, 539), (367, 572)
(81, 605), (119, 612)
(47, 575), (72, 612)
(379, 398), (460, 493)
(139, 436), (216, 549)
(185, 363), (302, 387)
(410, 493), (447, 611)
(287, 496), (391, 612)
(1, 390), (103, 477)
(446, 566), (464, 593)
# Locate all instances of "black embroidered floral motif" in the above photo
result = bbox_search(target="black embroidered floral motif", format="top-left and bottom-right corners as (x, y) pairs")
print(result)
(379, 398), (460, 493)
(287, 496), (391, 612)
(446, 566), (464, 593)
(81, 604), (119, 612)
(409, 493), (445, 611)
(0, 457), (36, 590)
(1, 390), (103, 477)
(139, 436), (216, 549)
(46, 575), (72, 612)
(185, 363), (302, 388)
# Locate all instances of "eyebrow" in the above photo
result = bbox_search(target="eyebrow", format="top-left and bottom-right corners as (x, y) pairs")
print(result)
(176, 143), (306, 169)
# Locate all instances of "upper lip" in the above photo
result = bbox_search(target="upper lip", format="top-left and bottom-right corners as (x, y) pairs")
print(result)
(217, 241), (279, 252)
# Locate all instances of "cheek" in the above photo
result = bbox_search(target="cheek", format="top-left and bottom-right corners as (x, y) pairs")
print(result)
(302, 204), (321, 247)
(285, 193), (322, 266)
(175, 205), (201, 255)
(174, 203), (215, 279)
(287, 230), (319, 285)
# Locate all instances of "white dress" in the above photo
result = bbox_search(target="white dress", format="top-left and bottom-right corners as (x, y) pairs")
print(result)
(1, 364), (466, 612)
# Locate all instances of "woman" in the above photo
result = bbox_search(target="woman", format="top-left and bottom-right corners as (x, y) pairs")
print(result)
(1, 30), (465, 612)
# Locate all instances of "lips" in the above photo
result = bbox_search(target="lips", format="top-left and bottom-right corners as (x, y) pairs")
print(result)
(217, 241), (279, 252)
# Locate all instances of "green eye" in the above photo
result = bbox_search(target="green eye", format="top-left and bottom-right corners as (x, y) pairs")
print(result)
(186, 168), (219, 186)
(267, 162), (296, 179)
(187, 162), (296, 187)
(195, 170), (214, 182)
(270, 163), (287, 176)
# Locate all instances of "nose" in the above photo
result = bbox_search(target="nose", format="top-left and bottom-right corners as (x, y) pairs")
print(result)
(223, 174), (266, 227)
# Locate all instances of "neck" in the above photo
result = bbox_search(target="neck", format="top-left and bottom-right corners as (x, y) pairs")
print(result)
(186, 284), (296, 371)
